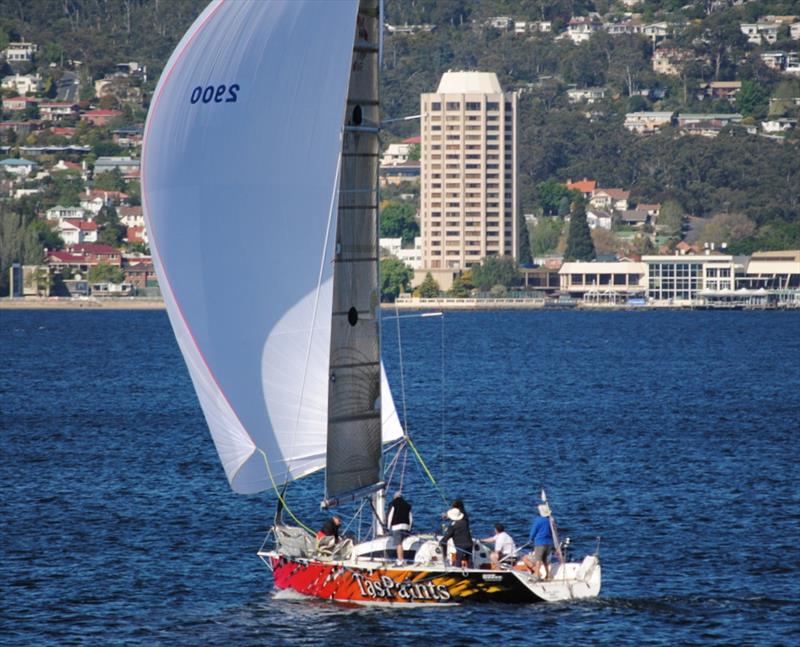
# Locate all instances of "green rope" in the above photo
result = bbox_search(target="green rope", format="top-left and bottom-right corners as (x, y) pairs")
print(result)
(255, 448), (314, 535)
(404, 435), (448, 505)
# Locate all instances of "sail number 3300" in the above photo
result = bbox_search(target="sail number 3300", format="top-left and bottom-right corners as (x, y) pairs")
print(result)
(190, 84), (239, 104)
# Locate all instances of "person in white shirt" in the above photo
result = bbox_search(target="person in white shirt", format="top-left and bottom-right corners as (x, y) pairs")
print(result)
(480, 523), (517, 570)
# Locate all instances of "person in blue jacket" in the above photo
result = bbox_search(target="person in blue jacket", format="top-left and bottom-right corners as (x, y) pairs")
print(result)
(523, 503), (554, 579)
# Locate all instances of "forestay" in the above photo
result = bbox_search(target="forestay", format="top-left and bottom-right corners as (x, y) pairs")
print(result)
(142, 0), (401, 495)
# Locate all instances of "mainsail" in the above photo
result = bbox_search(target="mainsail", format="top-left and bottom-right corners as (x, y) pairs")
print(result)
(325, 1), (383, 504)
(142, 0), (401, 495)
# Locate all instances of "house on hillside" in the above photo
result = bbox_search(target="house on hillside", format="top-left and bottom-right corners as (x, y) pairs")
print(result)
(624, 111), (673, 133)
(1, 73), (43, 95)
(125, 226), (148, 245)
(58, 219), (98, 245)
(2, 42), (37, 63)
(66, 243), (122, 266)
(566, 87), (606, 103)
(381, 143), (412, 166)
(118, 205), (144, 228)
(46, 205), (86, 222)
(586, 208), (613, 230)
(0, 158), (38, 176)
(762, 118), (797, 133)
(565, 178), (597, 199)
(619, 209), (650, 227)
(761, 51), (787, 71)
(565, 16), (602, 43)
(590, 188), (630, 212)
(677, 113), (742, 137)
(697, 81), (741, 101)
(93, 156), (140, 175)
(38, 102), (79, 121)
(637, 203), (662, 219)
(2, 96), (38, 112)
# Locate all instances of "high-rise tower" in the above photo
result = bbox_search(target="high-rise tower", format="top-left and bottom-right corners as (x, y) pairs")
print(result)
(419, 71), (517, 288)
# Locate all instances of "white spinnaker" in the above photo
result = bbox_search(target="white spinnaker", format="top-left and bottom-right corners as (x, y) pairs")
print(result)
(142, 0), (401, 494)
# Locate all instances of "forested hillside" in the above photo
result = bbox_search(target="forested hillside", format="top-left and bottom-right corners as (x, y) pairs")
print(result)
(2, 0), (799, 256)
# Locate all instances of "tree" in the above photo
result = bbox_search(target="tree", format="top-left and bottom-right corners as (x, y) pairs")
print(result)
(518, 215), (532, 265)
(564, 200), (596, 261)
(590, 227), (618, 256)
(96, 205), (125, 246)
(536, 180), (579, 216)
(658, 200), (685, 239)
(88, 263), (124, 284)
(448, 271), (473, 297)
(24, 266), (52, 296)
(416, 272), (440, 298)
(407, 143), (420, 161)
(380, 257), (411, 302)
(737, 80), (768, 119)
(379, 202), (418, 244)
(700, 212), (756, 246)
(93, 168), (125, 192)
(531, 216), (564, 256)
(471, 256), (520, 290)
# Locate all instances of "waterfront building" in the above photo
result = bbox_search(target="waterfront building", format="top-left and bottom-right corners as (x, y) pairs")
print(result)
(419, 71), (517, 289)
(643, 254), (736, 303)
(559, 261), (647, 300)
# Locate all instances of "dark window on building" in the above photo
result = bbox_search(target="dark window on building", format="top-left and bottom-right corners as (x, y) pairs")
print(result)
(431, 102), (441, 110)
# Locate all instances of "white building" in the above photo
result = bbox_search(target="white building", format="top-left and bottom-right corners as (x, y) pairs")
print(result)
(0, 158), (38, 176)
(94, 156), (140, 174)
(3, 42), (37, 62)
(46, 205), (87, 221)
(565, 17), (601, 43)
(58, 219), (98, 245)
(586, 209), (613, 230)
(559, 261), (647, 297)
(380, 236), (423, 270)
(624, 111), (673, 134)
(1, 73), (43, 95)
(380, 143), (412, 166)
(567, 87), (606, 103)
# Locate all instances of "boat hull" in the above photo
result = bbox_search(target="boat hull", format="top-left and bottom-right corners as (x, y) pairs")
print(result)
(266, 554), (601, 605)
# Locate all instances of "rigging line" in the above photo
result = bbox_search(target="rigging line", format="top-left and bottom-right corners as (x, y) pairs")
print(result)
(255, 448), (314, 535)
(394, 299), (410, 437)
(405, 435), (448, 505)
(399, 442), (408, 493)
(384, 440), (403, 489)
(284, 144), (343, 483)
(441, 310), (446, 483)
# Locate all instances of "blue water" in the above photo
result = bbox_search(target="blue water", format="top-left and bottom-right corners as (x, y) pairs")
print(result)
(2, 309), (799, 645)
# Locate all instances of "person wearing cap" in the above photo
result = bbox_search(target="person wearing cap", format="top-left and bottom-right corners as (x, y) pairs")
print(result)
(523, 503), (554, 579)
(386, 492), (413, 566)
(440, 503), (473, 568)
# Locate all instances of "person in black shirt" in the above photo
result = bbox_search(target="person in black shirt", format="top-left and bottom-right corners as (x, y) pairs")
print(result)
(386, 492), (413, 566)
(316, 515), (341, 550)
(440, 504), (473, 568)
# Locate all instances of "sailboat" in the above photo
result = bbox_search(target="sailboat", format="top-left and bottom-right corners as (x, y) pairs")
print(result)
(142, 0), (600, 605)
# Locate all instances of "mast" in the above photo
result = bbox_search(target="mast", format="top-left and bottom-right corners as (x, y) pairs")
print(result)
(324, 0), (383, 508)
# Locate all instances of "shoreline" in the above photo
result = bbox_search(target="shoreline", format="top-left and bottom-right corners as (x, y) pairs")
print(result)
(2, 297), (796, 311)
(0, 297), (166, 310)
